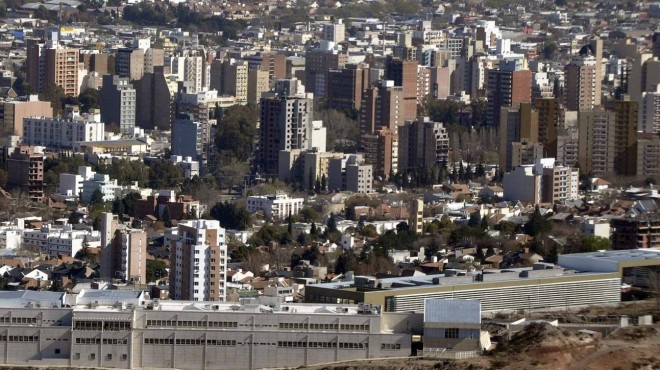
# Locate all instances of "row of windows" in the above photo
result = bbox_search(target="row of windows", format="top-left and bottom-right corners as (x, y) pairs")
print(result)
(73, 321), (132, 331)
(0, 335), (39, 342)
(278, 323), (369, 331)
(143, 338), (236, 346)
(381, 343), (401, 350)
(72, 353), (128, 361)
(75, 338), (128, 345)
(277, 341), (368, 349)
(146, 320), (238, 328)
(0, 317), (38, 324)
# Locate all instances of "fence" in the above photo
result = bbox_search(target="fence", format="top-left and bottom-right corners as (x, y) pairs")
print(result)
(418, 348), (481, 359)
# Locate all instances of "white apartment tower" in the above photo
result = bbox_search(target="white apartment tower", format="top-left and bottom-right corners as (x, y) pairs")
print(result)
(169, 220), (227, 302)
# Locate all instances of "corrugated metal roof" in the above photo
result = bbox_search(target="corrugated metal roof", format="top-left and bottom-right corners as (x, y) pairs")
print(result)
(423, 299), (480, 324)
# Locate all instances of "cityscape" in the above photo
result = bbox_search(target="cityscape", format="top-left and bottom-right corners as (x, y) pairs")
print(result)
(0, 0), (657, 368)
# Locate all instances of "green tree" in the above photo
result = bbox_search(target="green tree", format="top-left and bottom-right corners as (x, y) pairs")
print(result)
(146, 259), (168, 283)
(524, 206), (551, 237)
(89, 189), (105, 207)
(209, 201), (251, 230)
(39, 84), (65, 117)
(326, 213), (338, 233)
(579, 236), (611, 252)
(147, 159), (183, 188)
(161, 206), (173, 227)
(335, 250), (357, 274)
(79, 88), (100, 112)
(216, 104), (259, 162)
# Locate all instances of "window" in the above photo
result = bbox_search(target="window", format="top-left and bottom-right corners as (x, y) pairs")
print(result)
(445, 328), (459, 339)
(106, 354), (112, 360)
(73, 353), (80, 360)
(54, 349), (60, 354)
(121, 354), (128, 361)
(90, 353), (96, 360)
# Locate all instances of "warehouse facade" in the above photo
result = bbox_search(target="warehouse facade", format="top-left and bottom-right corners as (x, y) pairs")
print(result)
(0, 292), (413, 370)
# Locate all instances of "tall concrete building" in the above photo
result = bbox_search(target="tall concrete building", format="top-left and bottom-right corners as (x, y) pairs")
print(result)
(535, 98), (560, 158)
(323, 19), (346, 43)
(27, 33), (80, 96)
(0, 96), (52, 136)
(171, 117), (205, 162)
(305, 42), (347, 98)
(398, 118), (449, 173)
(6, 146), (44, 202)
(328, 154), (373, 193)
(578, 108), (616, 176)
(134, 67), (174, 130)
(172, 53), (205, 93)
(564, 48), (599, 112)
(327, 63), (370, 112)
(359, 81), (415, 139)
(486, 59), (532, 127)
(536, 158), (580, 203)
(612, 99), (639, 177)
(115, 47), (145, 81)
(385, 57), (419, 121)
(627, 52), (660, 103)
(247, 69), (270, 104)
(100, 75), (136, 134)
(258, 79), (314, 176)
(362, 127), (398, 180)
(409, 199), (424, 235)
(636, 133), (660, 179)
(499, 103), (539, 172)
(99, 213), (148, 284)
(224, 60), (248, 104)
(169, 219), (227, 301)
(639, 85), (660, 134)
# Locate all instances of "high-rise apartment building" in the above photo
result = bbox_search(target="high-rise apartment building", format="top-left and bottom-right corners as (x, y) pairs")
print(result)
(134, 67), (174, 130)
(639, 85), (660, 134)
(172, 53), (205, 93)
(172, 117), (205, 162)
(27, 33), (80, 96)
(499, 103), (539, 172)
(99, 213), (147, 285)
(409, 199), (424, 235)
(6, 146), (44, 202)
(398, 118), (449, 173)
(326, 63), (370, 112)
(169, 219), (227, 301)
(305, 42), (347, 98)
(612, 99), (638, 176)
(536, 158), (580, 203)
(359, 81), (415, 139)
(486, 59), (532, 127)
(385, 57), (419, 120)
(258, 79), (314, 175)
(323, 19), (346, 43)
(564, 49), (599, 111)
(100, 75), (136, 134)
(535, 98), (560, 158)
(116, 47), (145, 81)
(328, 154), (373, 193)
(247, 69), (270, 104)
(636, 133), (660, 178)
(225, 59), (249, 104)
(362, 128), (398, 180)
(578, 108), (616, 176)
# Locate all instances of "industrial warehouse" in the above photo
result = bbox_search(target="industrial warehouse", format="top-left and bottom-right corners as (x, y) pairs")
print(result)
(0, 289), (414, 370)
(305, 249), (660, 313)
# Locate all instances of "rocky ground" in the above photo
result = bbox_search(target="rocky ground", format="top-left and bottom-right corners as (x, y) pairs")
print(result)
(300, 323), (660, 370)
